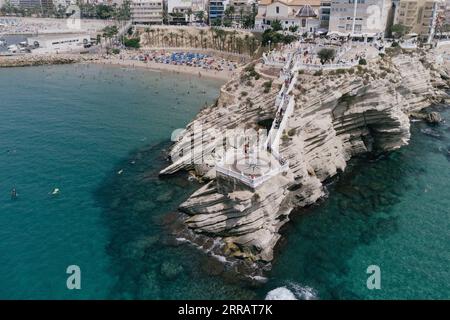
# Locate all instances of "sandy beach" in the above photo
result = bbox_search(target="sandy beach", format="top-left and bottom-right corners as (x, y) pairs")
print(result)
(91, 56), (235, 81)
(0, 52), (236, 80)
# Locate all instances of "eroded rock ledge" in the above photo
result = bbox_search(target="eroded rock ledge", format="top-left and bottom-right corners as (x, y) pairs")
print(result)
(161, 49), (449, 278)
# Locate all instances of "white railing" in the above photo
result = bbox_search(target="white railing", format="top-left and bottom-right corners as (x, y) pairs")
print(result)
(263, 51), (288, 67)
(294, 61), (357, 71)
(215, 43), (301, 188)
(266, 95), (295, 153)
(437, 40), (450, 48)
(216, 160), (289, 188)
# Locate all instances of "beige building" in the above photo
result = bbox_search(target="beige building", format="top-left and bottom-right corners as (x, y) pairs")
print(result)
(255, 0), (322, 32)
(394, 0), (441, 39)
(328, 0), (392, 38)
(227, 0), (255, 26)
(131, 0), (164, 25)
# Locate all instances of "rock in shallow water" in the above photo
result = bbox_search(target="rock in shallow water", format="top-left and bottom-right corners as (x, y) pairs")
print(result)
(426, 112), (442, 124)
(160, 261), (184, 280)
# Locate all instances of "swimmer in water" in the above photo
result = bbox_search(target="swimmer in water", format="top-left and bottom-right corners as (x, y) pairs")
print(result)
(11, 188), (17, 200)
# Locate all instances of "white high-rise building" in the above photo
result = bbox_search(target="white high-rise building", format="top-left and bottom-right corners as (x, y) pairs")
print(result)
(328, 0), (392, 38)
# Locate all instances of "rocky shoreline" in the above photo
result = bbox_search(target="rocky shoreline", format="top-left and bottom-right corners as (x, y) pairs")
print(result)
(160, 47), (450, 280)
(0, 53), (98, 68)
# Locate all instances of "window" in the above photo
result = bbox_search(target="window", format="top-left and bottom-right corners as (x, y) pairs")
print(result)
(276, 6), (279, 14)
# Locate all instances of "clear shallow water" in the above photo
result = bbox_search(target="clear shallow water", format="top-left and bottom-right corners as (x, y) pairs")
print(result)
(261, 107), (450, 299)
(0, 64), (226, 299)
(0, 65), (449, 300)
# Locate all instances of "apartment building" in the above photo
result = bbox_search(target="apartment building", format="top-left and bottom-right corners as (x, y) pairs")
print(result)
(15, 0), (53, 10)
(328, 0), (392, 38)
(226, 0), (255, 25)
(319, 0), (331, 27)
(131, 0), (164, 25)
(394, 0), (441, 39)
(208, 0), (225, 23)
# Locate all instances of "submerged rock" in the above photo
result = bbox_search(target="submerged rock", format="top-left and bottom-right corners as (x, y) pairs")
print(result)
(426, 112), (442, 124)
(140, 271), (161, 299)
(160, 261), (184, 280)
(201, 257), (225, 276)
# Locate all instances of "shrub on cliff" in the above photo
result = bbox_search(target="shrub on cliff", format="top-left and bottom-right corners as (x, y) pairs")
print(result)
(263, 81), (272, 93)
(359, 58), (367, 65)
(317, 48), (336, 65)
(124, 38), (140, 49)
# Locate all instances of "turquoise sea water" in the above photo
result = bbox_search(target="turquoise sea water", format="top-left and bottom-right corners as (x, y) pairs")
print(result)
(0, 65), (448, 299)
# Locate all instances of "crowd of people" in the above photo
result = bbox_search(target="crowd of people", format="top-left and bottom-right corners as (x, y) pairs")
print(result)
(129, 50), (238, 72)
(264, 37), (381, 68)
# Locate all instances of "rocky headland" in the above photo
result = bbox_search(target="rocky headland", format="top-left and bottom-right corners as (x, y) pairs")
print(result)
(160, 46), (450, 280)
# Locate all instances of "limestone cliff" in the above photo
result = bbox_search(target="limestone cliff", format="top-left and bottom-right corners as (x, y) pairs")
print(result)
(161, 49), (449, 277)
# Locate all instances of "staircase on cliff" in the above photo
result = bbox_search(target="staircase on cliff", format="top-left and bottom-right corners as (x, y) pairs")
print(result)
(215, 49), (299, 189)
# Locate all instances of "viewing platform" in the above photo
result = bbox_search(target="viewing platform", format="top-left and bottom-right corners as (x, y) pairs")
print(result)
(215, 44), (299, 189)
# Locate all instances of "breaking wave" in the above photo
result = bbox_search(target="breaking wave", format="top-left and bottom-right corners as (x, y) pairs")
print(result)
(265, 282), (318, 300)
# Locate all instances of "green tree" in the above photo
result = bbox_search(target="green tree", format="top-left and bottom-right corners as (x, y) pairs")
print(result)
(186, 8), (193, 23)
(271, 19), (283, 32)
(199, 29), (205, 48)
(317, 48), (336, 64)
(289, 25), (299, 33)
(195, 10), (205, 23)
(390, 24), (410, 39)
(124, 37), (140, 48)
(96, 4), (115, 19)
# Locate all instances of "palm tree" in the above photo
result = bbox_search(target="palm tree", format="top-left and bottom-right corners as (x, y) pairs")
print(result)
(239, 8), (244, 27)
(144, 27), (150, 45)
(156, 28), (160, 46)
(186, 8), (193, 23)
(180, 29), (185, 47)
(236, 37), (243, 54)
(231, 30), (237, 51)
(199, 29), (205, 49)
(150, 29), (155, 45)
(224, 5), (235, 22)
(244, 34), (250, 55)
(195, 10), (205, 24)
(227, 38), (232, 52)
(194, 35), (199, 48)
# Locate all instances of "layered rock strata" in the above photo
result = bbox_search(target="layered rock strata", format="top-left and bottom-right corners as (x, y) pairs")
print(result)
(161, 49), (449, 275)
